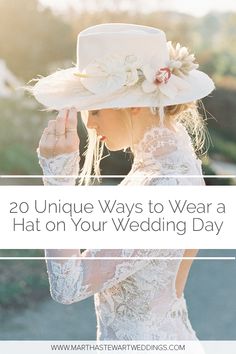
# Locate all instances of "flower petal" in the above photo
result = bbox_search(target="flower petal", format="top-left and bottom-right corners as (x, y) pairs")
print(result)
(159, 81), (178, 99)
(141, 62), (156, 82)
(126, 68), (139, 86)
(142, 80), (157, 93)
(159, 75), (190, 99)
(81, 61), (126, 95)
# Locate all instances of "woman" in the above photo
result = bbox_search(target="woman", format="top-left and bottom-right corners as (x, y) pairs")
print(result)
(32, 23), (214, 341)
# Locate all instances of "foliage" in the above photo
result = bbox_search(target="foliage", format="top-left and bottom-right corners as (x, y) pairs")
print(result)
(0, 96), (54, 176)
(203, 86), (236, 142)
(208, 129), (236, 164)
(0, 2), (236, 81)
(202, 156), (233, 186)
(0, 0), (74, 80)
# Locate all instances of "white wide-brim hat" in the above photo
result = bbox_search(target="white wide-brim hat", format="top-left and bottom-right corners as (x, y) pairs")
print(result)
(32, 23), (215, 111)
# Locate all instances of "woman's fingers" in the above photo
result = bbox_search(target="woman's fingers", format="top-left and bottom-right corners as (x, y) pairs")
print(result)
(39, 126), (55, 157)
(55, 109), (67, 136)
(66, 107), (78, 132)
(39, 108), (80, 158)
(47, 119), (56, 133)
(46, 120), (57, 147)
(38, 127), (49, 155)
(65, 108), (80, 150)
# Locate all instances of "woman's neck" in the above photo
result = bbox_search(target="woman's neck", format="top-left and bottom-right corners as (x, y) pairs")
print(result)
(129, 108), (177, 152)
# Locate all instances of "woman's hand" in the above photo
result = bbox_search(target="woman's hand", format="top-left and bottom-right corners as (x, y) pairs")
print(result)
(39, 108), (80, 158)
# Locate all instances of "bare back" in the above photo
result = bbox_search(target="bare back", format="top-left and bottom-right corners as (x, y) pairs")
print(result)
(175, 249), (199, 298)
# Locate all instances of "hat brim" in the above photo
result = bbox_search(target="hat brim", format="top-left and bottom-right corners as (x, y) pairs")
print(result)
(32, 67), (215, 111)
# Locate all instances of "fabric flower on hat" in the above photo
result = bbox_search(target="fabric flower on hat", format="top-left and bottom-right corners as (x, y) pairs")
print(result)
(78, 54), (140, 95)
(123, 54), (141, 87)
(141, 58), (190, 100)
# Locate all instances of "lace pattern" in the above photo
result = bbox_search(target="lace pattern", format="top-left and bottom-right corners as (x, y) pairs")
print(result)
(37, 149), (80, 185)
(122, 123), (204, 186)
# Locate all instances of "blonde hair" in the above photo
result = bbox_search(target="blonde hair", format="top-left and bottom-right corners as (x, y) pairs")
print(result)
(79, 110), (105, 186)
(166, 101), (207, 154)
(79, 102), (207, 185)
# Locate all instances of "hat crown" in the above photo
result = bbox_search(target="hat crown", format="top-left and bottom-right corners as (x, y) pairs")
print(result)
(77, 23), (169, 71)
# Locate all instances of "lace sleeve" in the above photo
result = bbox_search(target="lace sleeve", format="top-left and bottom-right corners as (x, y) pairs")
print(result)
(45, 249), (164, 304)
(37, 149), (80, 185)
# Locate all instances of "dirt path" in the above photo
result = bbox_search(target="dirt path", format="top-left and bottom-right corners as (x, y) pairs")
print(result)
(0, 297), (96, 340)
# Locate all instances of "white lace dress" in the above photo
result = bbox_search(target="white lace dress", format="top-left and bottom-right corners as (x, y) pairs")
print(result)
(38, 123), (204, 340)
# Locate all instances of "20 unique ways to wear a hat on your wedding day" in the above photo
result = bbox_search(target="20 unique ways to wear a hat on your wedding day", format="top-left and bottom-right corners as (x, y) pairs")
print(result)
(32, 23), (215, 112)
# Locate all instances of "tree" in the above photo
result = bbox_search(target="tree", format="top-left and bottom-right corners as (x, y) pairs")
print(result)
(0, 0), (74, 80)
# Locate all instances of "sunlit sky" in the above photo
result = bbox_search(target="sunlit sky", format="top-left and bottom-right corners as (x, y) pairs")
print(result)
(39, 0), (236, 17)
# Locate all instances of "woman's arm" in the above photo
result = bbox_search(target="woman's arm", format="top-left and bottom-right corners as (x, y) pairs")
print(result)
(45, 249), (173, 304)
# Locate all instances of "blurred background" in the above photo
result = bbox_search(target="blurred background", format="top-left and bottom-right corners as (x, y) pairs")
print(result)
(0, 0), (236, 340)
